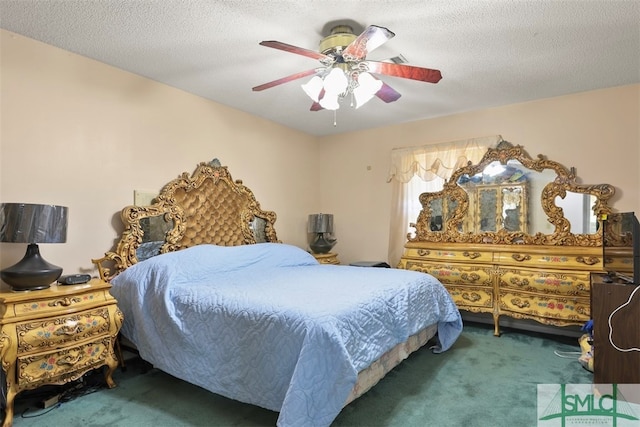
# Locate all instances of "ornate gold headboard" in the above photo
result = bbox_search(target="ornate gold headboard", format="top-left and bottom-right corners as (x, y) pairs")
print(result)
(93, 159), (279, 281)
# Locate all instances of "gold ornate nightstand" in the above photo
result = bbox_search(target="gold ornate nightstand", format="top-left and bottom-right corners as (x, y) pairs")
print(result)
(311, 252), (340, 265)
(0, 279), (123, 427)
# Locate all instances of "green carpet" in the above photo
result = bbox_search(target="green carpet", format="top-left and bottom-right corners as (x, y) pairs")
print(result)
(9, 322), (593, 426)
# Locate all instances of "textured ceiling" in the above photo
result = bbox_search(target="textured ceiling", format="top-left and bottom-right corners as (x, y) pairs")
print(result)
(1, 1), (639, 137)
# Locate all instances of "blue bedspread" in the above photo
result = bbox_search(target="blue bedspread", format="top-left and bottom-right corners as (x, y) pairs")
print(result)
(110, 243), (462, 427)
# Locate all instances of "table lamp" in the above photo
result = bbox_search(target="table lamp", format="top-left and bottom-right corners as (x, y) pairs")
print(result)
(0, 203), (68, 291)
(308, 213), (337, 254)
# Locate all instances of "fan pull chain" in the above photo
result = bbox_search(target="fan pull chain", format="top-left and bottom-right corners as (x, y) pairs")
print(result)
(333, 109), (337, 127)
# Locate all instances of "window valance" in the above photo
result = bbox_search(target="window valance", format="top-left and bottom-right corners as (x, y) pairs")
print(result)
(387, 135), (503, 183)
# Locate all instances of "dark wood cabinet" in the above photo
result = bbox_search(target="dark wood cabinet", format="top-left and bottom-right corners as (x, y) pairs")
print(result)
(591, 274), (640, 385)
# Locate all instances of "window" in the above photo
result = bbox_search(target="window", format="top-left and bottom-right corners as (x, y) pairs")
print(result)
(387, 136), (502, 266)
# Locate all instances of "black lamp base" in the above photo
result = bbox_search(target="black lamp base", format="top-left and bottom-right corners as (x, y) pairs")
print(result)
(310, 233), (337, 254)
(0, 244), (62, 291)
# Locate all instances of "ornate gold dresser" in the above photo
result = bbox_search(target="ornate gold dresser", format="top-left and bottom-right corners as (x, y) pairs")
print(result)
(398, 142), (616, 336)
(0, 279), (122, 427)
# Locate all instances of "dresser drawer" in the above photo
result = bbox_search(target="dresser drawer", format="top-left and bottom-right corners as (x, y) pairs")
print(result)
(405, 260), (493, 287)
(16, 336), (113, 388)
(498, 290), (590, 322)
(446, 285), (493, 309)
(10, 289), (110, 319)
(16, 307), (112, 354)
(403, 247), (493, 263)
(496, 251), (602, 271)
(498, 267), (591, 297)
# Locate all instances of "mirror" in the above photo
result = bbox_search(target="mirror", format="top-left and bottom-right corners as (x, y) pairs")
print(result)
(555, 192), (599, 234)
(250, 216), (269, 243)
(137, 214), (175, 261)
(410, 141), (615, 246)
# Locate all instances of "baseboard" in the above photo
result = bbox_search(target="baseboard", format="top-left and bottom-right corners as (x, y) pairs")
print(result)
(462, 312), (584, 338)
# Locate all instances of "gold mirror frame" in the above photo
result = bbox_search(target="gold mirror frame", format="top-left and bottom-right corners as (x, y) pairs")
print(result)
(93, 159), (279, 281)
(409, 141), (615, 246)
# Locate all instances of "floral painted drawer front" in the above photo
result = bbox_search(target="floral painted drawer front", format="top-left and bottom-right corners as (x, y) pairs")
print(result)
(497, 251), (602, 271)
(405, 247), (493, 263)
(498, 290), (590, 322)
(446, 285), (494, 309)
(405, 261), (493, 287)
(16, 308), (111, 353)
(499, 267), (590, 297)
(16, 336), (112, 388)
(13, 291), (107, 318)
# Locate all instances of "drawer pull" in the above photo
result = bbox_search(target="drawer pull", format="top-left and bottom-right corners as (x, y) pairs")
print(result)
(461, 292), (481, 302)
(511, 254), (531, 262)
(57, 353), (83, 365)
(511, 298), (530, 309)
(48, 297), (82, 307)
(575, 256), (599, 266)
(461, 272), (481, 283)
(55, 324), (85, 336)
(463, 251), (481, 260)
(509, 277), (530, 287)
(417, 249), (430, 257)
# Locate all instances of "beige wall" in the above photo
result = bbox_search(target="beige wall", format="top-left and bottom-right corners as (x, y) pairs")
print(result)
(0, 30), (319, 274)
(1, 29), (638, 275)
(318, 84), (639, 265)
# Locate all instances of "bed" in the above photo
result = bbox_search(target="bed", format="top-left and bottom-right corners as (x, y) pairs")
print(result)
(93, 158), (462, 427)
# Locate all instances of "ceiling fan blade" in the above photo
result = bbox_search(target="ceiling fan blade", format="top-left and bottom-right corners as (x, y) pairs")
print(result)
(375, 82), (402, 103)
(310, 102), (323, 111)
(364, 60), (443, 84)
(259, 41), (332, 62)
(252, 68), (320, 92)
(342, 25), (395, 61)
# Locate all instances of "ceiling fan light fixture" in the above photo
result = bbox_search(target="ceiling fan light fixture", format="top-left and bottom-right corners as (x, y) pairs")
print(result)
(301, 76), (324, 102)
(322, 68), (349, 95)
(319, 92), (340, 110)
(353, 72), (383, 109)
(255, 23), (441, 117)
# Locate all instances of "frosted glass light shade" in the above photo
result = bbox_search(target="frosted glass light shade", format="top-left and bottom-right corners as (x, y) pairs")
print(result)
(301, 76), (323, 102)
(323, 68), (348, 95)
(319, 92), (340, 110)
(354, 72), (383, 108)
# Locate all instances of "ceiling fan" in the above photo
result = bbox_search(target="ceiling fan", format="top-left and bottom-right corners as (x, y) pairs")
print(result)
(252, 24), (442, 112)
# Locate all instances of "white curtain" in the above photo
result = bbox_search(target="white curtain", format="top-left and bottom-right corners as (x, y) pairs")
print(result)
(387, 135), (503, 266)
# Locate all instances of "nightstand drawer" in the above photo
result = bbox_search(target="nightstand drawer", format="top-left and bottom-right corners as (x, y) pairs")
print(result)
(16, 307), (112, 354)
(16, 336), (113, 388)
(312, 252), (340, 264)
(11, 289), (110, 319)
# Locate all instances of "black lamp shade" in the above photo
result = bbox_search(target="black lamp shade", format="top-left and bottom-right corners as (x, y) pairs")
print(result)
(0, 203), (68, 291)
(308, 213), (334, 233)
